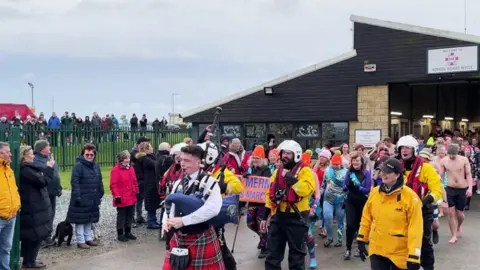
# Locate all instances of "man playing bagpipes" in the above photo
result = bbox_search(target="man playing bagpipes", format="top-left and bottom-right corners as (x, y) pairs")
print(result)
(198, 141), (243, 269)
(260, 140), (316, 270)
(161, 145), (225, 270)
(158, 142), (187, 248)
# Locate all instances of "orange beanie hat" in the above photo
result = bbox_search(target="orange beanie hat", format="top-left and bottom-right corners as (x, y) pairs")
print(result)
(252, 145), (265, 159)
(331, 153), (342, 165)
(269, 148), (279, 160)
(301, 151), (312, 165)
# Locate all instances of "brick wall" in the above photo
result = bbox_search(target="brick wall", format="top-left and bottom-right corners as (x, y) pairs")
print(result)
(349, 85), (389, 148)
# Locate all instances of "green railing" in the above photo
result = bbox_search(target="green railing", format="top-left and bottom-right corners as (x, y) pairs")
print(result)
(0, 127), (21, 269)
(1, 127), (191, 171)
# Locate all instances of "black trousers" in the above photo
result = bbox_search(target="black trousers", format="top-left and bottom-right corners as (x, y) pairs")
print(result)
(117, 206), (135, 230)
(136, 180), (145, 219)
(215, 226), (237, 270)
(345, 198), (366, 250)
(21, 240), (42, 266)
(421, 208), (434, 270)
(265, 212), (308, 270)
(49, 195), (57, 238)
(370, 255), (406, 270)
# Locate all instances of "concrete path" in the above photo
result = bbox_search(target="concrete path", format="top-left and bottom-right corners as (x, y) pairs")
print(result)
(48, 200), (480, 270)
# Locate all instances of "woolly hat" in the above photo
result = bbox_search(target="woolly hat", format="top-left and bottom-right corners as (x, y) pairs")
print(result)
(318, 149), (332, 160)
(252, 145), (265, 159)
(331, 153), (342, 165)
(268, 148), (280, 160)
(418, 148), (433, 161)
(34, 140), (49, 153)
(301, 151), (312, 165)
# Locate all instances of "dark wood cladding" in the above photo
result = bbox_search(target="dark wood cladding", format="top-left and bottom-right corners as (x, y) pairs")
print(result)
(185, 21), (480, 123)
(353, 23), (480, 85)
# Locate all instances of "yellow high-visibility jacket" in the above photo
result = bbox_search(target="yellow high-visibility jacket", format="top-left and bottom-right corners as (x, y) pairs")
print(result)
(265, 166), (315, 215)
(357, 180), (423, 269)
(404, 161), (442, 202)
(210, 166), (243, 196)
(0, 159), (21, 220)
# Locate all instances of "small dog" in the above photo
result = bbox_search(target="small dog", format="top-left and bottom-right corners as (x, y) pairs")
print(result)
(53, 221), (73, 247)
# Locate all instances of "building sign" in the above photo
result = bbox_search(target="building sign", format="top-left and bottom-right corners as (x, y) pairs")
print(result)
(354, 129), (381, 148)
(427, 46), (478, 74)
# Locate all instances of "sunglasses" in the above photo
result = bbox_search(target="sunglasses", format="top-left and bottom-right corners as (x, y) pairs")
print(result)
(85, 153), (95, 157)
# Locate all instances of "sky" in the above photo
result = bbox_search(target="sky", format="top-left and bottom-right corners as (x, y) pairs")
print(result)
(1, 0), (480, 121)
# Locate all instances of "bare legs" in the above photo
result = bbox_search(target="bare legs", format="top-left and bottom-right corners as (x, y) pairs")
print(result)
(448, 207), (465, 244)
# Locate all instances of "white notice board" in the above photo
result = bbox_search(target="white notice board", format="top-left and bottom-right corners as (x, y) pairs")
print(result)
(354, 129), (381, 148)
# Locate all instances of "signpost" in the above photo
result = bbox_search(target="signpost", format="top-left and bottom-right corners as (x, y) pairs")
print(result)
(354, 129), (381, 148)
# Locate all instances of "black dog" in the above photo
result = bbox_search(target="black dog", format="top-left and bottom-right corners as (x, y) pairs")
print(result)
(53, 221), (73, 247)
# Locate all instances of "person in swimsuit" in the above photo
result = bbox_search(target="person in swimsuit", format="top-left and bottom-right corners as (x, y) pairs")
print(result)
(438, 144), (473, 244)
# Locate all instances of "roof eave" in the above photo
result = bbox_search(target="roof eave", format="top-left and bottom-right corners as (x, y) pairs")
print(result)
(182, 49), (358, 118)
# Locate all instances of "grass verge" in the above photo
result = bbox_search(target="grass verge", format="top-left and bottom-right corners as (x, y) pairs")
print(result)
(59, 168), (112, 195)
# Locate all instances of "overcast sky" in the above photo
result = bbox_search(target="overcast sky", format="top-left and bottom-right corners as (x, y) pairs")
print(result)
(2, 0), (479, 120)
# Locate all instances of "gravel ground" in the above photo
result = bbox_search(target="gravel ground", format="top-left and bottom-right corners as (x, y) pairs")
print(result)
(38, 190), (161, 267)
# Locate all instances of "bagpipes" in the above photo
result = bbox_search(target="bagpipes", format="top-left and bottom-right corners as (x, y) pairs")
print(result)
(164, 107), (240, 228)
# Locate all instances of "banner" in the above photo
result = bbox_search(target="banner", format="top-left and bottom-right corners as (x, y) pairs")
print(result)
(237, 175), (270, 203)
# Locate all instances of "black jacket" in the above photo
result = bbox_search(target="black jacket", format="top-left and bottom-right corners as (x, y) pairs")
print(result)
(66, 156), (104, 224)
(33, 153), (62, 197)
(136, 152), (158, 211)
(155, 150), (173, 183)
(19, 162), (53, 242)
(130, 149), (144, 183)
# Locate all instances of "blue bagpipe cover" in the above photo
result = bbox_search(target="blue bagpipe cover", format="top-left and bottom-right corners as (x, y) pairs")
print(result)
(165, 186), (240, 227)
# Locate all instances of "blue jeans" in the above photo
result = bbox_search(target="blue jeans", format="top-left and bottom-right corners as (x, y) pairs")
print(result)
(0, 216), (16, 270)
(147, 211), (158, 225)
(75, 223), (93, 244)
(323, 200), (345, 242)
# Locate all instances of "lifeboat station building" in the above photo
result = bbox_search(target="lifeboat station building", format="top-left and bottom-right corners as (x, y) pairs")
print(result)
(183, 15), (480, 150)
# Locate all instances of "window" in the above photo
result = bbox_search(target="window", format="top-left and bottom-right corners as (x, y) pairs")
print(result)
(268, 123), (294, 143)
(322, 122), (348, 146)
(222, 125), (242, 138)
(296, 124), (320, 137)
(244, 124), (267, 151)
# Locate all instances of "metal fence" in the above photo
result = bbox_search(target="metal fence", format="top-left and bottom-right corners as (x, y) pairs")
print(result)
(0, 126), (191, 171)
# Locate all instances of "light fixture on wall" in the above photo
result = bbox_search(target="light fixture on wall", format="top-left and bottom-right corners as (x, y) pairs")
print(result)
(264, 87), (273, 95)
(462, 118), (469, 122)
(444, 117), (454, 121)
(390, 111), (402, 116)
(422, 115), (434, 119)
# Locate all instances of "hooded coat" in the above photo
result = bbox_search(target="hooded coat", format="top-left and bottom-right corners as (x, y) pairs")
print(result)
(66, 156), (104, 224)
(19, 162), (53, 241)
(136, 152), (158, 211)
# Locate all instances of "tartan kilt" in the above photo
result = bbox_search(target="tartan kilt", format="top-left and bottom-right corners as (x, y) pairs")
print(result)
(163, 226), (225, 270)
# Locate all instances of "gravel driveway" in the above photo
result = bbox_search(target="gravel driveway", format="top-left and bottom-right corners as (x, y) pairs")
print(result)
(38, 190), (162, 266)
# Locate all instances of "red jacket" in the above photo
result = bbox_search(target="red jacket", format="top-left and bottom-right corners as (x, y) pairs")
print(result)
(222, 151), (249, 175)
(110, 163), (139, 208)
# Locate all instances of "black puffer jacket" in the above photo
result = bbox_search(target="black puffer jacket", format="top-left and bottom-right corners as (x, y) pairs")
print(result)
(66, 156), (104, 224)
(19, 162), (53, 242)
(155, 150), (173, 183)
(136, 152), (158, 211)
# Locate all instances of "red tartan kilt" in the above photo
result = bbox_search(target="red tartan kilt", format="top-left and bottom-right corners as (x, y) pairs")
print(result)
(162, 226), (225, 270)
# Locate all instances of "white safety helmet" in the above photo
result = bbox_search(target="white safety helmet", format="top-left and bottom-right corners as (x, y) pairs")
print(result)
(396, 135), (418, 153)
(170, 143), (187, 156)
(277, 140), (303, 163)
(198, 142), (219, 165)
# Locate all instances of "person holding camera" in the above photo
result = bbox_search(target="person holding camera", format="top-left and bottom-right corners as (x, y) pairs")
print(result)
(260, 140), (315, 270)
(110, 150), (139, 242)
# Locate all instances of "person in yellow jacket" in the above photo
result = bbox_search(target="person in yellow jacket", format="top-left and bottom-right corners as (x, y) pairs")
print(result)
(259, 140), (315, 270)
(357, 158), (423, 270)
(397, 135), (441, 270)
(198, 141), (242, 269)
(0, 142), (21, 270)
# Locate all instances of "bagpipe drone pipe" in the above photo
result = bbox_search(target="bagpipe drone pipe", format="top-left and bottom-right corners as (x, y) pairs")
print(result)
(164, 106), (239, 228)
(164, 165), (240, 228)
